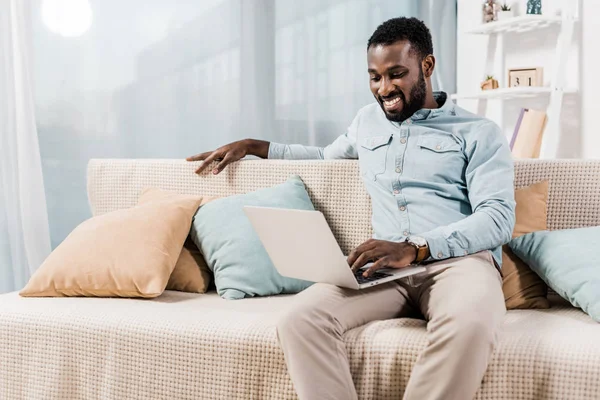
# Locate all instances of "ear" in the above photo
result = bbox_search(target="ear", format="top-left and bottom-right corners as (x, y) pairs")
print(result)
(422, 55), (435, 79)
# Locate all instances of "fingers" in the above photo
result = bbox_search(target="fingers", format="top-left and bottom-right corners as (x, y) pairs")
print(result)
(364, 257), (389, 277)
(212, 154), (235, 175)
(194, 152), (221, 174)
(186, 151), (212, 162)
(350, 250), (378, 273)
(347, 238), (376, 266)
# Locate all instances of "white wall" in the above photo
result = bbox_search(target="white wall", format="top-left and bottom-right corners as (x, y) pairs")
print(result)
(581, 0), (600, 158)
(456, 0), (598, 158)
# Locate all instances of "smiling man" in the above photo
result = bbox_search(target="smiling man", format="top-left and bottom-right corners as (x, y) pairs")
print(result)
(187, 17), (515, 400)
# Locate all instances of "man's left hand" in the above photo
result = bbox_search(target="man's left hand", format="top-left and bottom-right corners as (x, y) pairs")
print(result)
(347, 239), (417, 277)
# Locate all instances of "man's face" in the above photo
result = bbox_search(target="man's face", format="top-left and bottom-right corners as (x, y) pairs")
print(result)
(367, 41), (427, 122)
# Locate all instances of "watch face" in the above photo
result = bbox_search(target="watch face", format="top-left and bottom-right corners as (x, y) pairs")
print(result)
(409, 236), (427, 247)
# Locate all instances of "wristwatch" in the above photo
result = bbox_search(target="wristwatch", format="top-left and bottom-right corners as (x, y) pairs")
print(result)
(405, 236), (430, 264)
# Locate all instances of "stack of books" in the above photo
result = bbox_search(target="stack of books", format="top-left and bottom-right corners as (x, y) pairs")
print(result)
(510, 108), (547, 158)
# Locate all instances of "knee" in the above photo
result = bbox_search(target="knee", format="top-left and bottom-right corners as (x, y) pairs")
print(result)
(276, 303), (333, 343)
(436, 310), (501, 349)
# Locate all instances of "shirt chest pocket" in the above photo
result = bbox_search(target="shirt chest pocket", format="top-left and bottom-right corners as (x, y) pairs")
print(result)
(412, 134), (465, 181)
(359, 134), (393, 181)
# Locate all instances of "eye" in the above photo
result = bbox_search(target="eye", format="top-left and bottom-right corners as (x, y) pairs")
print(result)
(370, 76), (381, 82)
(392, 72), (407, 79)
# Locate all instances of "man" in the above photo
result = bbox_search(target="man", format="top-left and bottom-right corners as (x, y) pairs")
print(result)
(187, 17), (515, 400)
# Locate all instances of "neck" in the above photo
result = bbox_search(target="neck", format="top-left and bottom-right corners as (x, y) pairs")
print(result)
(423, 91), (439, 109)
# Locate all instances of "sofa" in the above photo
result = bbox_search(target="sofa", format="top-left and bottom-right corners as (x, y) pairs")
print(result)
(1, 158), (599, 400)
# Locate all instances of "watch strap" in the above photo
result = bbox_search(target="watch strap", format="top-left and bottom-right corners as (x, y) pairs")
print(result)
(406, 237), (429, 264)
(414, 245), (429, 263)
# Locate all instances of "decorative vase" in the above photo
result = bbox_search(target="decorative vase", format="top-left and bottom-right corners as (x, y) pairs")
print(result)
(527, 0), (542, 15)
(482, 0), (499, 23)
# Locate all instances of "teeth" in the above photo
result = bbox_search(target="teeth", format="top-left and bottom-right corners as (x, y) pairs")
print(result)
(383, 97), (401, 107)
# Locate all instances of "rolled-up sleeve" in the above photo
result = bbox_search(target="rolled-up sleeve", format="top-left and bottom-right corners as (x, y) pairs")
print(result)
(268, 111), (360, 160)
(420, 121), (516, 260)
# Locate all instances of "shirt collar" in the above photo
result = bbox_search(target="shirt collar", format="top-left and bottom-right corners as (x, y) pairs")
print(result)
(410, 91), (455, 121)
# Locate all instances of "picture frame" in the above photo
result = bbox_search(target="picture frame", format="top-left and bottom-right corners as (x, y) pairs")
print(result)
(508, 67), (543, 87)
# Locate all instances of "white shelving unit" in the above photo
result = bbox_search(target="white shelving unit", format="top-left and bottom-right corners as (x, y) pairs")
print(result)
(465, 14), (562, 35)
(451, 86), (577, 101)
(452, 8), (579, 159)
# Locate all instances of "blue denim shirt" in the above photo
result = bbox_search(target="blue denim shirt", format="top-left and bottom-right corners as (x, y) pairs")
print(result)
(268, 92), (515, 267)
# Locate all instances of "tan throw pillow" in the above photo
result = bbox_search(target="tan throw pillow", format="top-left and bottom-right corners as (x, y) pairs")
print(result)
(137, 189), (217, 293)
(168, 239), (213, 293)
(502, 180), (550, 309)
(20, 188), (202, 298)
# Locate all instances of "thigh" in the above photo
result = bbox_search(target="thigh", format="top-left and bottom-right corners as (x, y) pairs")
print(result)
(287, 280), (418, 333)
(416, 251), (506, 324)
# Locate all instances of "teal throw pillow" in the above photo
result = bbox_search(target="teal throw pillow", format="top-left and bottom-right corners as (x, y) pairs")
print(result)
(190, 175), (314, 300)
(509, 227), (600, 322)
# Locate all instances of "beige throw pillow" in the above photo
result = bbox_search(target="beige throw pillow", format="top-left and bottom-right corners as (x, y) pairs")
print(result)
(168, 238), (213, 293)
(502, 180), (550, 309)
(137, 189), (217, 293)
(20, 188), (202, 298)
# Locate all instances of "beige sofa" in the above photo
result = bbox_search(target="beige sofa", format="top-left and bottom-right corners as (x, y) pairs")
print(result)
(1, 158), (600, 400)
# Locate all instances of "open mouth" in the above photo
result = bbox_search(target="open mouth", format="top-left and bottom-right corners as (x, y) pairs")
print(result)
(381, 95), (402, 112)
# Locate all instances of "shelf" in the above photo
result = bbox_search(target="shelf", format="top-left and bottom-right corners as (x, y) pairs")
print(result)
(450, 86), (577, 100)
(465, 15), (563, 35)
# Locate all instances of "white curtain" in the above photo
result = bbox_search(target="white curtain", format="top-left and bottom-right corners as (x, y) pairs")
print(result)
(418, 0), (457, 94)
(32, 0), (456, 248)
(0, 0), (52, 293)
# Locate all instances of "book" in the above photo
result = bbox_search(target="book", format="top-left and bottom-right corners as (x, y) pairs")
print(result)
(510, 108), (527, 150)
(511, 109), (547, 158)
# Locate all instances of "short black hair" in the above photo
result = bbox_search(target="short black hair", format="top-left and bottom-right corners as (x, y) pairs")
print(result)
(367, 17), (433, 60)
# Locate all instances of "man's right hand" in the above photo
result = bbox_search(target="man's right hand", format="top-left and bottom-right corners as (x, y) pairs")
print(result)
(186, 139), (270, 174)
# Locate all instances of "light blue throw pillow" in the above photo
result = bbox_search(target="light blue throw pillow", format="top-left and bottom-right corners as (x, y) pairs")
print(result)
(190, 175), (314, 300)
(509, 227), (600, 322)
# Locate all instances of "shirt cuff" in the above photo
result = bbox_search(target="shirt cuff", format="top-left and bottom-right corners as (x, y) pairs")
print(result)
(267, 142), (286, 159)
(420, 229), (452, 261)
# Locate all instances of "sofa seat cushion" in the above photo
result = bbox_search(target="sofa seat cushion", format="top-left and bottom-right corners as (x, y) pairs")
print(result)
(1, 291), (599, 400)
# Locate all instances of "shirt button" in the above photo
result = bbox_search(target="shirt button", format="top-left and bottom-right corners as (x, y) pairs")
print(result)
(399, 206), (406, 211)
(393, 189), (400, 194)
(400, 138), (407, 144)
(464, 250), (468, 255)
(435, 145), (441, 150)
(403, 231), (409, 236)
(395, 167), (402, 173)
(437, 252), (443, 258)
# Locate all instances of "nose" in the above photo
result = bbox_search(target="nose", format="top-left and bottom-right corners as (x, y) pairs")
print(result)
(378, 77), (394, 98)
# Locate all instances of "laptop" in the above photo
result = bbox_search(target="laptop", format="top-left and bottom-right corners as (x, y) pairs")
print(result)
(243, 206), (427, 290)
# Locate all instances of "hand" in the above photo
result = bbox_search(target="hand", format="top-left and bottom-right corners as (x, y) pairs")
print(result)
(347, 239), (417, 277)
(186, 139), (269, 175)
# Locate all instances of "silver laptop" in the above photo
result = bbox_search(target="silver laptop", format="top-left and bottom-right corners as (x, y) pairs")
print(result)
(243, 206), (426, 290)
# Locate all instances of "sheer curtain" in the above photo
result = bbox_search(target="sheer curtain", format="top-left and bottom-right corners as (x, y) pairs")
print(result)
(0, 0), (51, 293)
(419, 0), (457, 94)
(32, 0), (456, 248)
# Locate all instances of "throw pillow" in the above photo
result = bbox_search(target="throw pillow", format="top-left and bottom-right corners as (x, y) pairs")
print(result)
(20, 188), (202, 298)
(190, 175), (314, 300)
(168, 238), (213, 293)
(137, 188), (217, 293)
(502, 180), (550, 309)
(509, 227), (600, 322)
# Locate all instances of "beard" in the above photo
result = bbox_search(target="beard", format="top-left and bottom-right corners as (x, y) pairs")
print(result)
(379, 69), (427, 122)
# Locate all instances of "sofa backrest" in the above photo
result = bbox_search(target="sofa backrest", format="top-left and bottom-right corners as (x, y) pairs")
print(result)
(88, 159), (600, 256)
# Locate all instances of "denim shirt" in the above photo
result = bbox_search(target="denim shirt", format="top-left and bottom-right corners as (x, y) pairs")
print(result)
(268, 92), (516, 267)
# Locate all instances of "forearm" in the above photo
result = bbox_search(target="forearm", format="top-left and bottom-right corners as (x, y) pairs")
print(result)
(246, 139), (271, 159)
(420, 204), (514, 260)
(267, 142), (325, 160)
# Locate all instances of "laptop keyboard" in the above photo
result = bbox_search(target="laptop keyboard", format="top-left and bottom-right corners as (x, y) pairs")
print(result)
(354, 270), (392, 284)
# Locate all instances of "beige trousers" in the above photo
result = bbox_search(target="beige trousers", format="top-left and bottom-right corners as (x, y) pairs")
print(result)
(276, 251), (506, 400)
